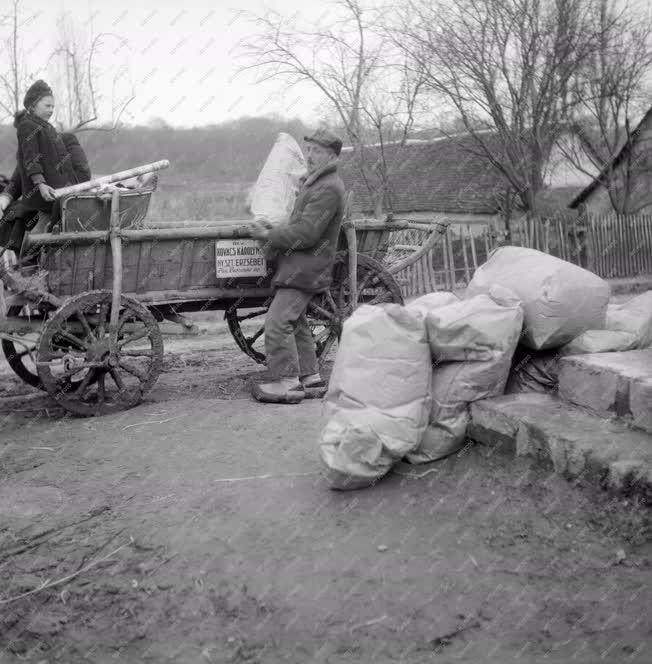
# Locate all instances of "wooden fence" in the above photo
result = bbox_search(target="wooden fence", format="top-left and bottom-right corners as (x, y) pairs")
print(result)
(388, 214), (652, 298)
(385, 223), (500, 297)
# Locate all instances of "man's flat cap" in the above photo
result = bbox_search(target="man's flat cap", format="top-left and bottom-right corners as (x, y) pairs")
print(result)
(304, 128), (343, 155)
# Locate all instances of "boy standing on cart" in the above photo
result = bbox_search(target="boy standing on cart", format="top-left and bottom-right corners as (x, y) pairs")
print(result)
(0, 80), (89, 250)
(249, 128), (345, 404)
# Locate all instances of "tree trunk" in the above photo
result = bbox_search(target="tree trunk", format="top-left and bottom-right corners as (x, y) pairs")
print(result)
(374, 187), (384, 220)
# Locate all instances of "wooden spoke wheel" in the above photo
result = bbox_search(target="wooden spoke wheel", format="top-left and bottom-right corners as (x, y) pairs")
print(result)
(225, 252), (403, 366)
(2, 305), (43, 388)
(36, 290), (164, 416)
(0, 304), (84, 392)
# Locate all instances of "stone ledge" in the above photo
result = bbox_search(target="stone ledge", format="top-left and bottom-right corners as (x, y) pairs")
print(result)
(469, 393), (652, 501)
(558, 350), (652, 434)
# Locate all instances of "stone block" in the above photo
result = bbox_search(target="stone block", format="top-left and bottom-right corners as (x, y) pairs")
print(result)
(558, 350), (652, 430)
(469, 393), (652, 500)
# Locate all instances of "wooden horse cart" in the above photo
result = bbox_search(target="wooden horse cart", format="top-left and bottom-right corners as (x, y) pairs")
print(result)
(0, 161), (450, 416)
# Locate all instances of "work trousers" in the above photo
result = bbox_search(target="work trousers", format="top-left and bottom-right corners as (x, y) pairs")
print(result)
(265, 288), (319, 380)
(0, 201), (58, 253)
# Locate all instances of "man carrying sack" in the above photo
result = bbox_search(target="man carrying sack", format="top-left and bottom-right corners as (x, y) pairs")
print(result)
(249, 128), (346, 404)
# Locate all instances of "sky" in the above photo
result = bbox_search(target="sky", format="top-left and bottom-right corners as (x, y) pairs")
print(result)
(1, 0), (335, 128)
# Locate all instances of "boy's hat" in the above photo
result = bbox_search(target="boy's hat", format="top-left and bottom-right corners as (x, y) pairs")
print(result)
(24, 80), (53, 109)
(304, 128), (343, 156)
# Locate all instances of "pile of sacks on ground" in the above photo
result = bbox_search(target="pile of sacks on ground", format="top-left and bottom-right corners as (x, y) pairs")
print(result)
(318, 246), (652, 490)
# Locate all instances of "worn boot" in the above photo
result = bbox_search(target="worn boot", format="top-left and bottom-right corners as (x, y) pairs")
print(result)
(251, 377), (305, 404)
(300, 373), (328, 399)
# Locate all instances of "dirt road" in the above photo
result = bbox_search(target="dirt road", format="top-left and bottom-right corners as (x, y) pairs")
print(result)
(1, 315), (650, 663)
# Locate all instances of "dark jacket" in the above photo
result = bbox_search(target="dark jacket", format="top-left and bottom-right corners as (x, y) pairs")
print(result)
(61, 132), (91, 183)
(3, 134), (90, 202)
(266, 162), (346, 293)
(4, 111), (76, 211)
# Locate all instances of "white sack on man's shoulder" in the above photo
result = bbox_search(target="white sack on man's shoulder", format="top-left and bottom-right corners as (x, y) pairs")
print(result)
(248, 132), (307, 226)
(319, 304), (431, 490)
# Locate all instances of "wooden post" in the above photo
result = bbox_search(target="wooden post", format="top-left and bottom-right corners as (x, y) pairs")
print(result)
(594, 215), (601, 276)
(537, 219), (542, 252)
(634, 215), (642, 276)
(574, 218), (583, 268)
(427, 253), (437, 292)
(585, 216), (595, 273)
(468, 225), (478, 270)
(619, 215), (627, 277)
(601, 215), (608, 277)
(643, 216), (652, 274)
(417, 254), (425, 295)
(587, 212), (602, 277)
(343, 221), (358, 314)
(602, 215), (609, 277)
(607, 215), (614, 278)
(612, 214), (618, 277)
(461, 226), (471, 284)
(557, 218), (565, 261)
(109, 189), (123, 346)
(612, 215), (618, 277)
(447, 230), (456, 290)
(442, 233), (450, 290)
(643, 216), (649, 274)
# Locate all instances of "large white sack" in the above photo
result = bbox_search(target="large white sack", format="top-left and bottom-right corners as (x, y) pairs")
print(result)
(561, 329), (639, 354)
(319, 304), (431, 489)
(406, 396), (470, 464)
(605, 291), (652, 348)
(425, 288), (523, 361)
(406, 291), (459, 317)
(248, 132), (307, 225)
(407, 293), (523, 464)
(466, 246), (609, 350)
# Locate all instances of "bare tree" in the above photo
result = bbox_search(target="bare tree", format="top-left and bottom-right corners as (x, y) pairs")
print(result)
(50, 11), (134, 132)
(237, 0), (427, 217)
(560, 0), (652, 213)
(0, 0), (35, 121)
(394, 0), (613, 224)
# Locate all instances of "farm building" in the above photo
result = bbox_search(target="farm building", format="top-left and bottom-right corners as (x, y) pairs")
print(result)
(568, 106), (652, 215)
(338, 133), (510, 232)
(338, 130), (596, 234)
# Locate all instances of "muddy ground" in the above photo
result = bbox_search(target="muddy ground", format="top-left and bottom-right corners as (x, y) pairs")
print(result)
(0, 311), (650, 664)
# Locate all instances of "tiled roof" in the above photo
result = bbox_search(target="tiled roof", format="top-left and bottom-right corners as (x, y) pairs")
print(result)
(568, 106), (652, 208)
(338, 133), (511, 215)
(536, 186), (586, 217)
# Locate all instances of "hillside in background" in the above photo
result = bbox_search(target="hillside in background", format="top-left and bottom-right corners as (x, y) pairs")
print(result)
(0, 116), (313, 186)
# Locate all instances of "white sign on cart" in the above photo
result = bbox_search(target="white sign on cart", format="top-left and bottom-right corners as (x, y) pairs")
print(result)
(215, 239), (267, 278)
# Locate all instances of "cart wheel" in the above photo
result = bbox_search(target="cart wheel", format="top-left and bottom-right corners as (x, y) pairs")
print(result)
(2, 305), (43, 388)
(225, 252), (403, 366)
(36, 290), (164, 416)
(1, 305), (104, 393)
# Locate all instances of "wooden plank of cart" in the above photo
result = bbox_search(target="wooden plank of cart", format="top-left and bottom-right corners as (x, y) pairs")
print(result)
(0, 162), (451, 417)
